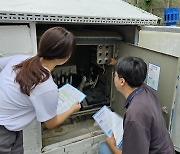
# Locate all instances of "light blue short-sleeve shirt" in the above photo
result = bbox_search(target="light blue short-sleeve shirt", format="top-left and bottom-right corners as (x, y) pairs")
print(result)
(0, 55), (58, 131)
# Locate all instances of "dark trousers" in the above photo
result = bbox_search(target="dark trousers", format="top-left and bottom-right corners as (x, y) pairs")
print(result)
(0, 125), (24, 154)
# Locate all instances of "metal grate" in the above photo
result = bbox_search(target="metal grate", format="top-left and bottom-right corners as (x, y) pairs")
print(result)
(0, 12), (157, 25)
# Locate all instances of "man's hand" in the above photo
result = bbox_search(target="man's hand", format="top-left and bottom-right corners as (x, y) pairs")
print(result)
(106, 134), (122, 154)
(106, 134), (116, 149)
(108, 58), (117, 65)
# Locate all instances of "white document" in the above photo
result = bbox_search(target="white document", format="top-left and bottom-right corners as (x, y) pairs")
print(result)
(147, 63), (160, 91)
(57, 83), (86, 114)
(93, 105), (123, 148)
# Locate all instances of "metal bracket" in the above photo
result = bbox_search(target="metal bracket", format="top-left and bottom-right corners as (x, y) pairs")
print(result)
(0, 12), (157, 25)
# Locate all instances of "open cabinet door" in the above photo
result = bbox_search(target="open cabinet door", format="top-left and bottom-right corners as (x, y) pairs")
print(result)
(112, 41), (178, 128)
(138, 26), (180, 152)
(112, 26), (180, 152)
(170, 66), (180, 152)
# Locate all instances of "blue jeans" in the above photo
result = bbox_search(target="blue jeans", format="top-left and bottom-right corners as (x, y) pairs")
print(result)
(98, 143), (113, 154)
(98, 142), (122, 154)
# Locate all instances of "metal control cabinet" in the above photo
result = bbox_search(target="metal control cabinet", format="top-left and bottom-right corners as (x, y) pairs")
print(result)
(1, 0), (179, 154)
(137, 26), (180, 152)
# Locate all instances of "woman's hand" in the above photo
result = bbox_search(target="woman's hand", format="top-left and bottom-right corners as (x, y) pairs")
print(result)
(70, 102), (81, 113)
(44, 102), (81, 129)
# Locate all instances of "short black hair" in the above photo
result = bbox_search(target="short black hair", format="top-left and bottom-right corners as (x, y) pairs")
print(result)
(115, 56), (147, 88)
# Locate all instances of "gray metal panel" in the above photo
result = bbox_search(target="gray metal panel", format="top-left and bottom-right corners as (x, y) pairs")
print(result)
(0, 0), (158, 25)
(138, 30), (180, 57)
(139, 26), (180, 57)
(0, 25), (36, 56)
(141, 26), (180, 33)
(171, 80), (180, 151)
(169, 58), (180, 152)
(23, 120), (42, 154)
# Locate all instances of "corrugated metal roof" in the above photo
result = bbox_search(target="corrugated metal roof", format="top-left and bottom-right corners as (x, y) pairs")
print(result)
(0, 0), (159, 25)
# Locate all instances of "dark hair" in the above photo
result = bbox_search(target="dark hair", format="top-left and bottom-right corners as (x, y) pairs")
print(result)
(13, 27), (75, 96)
(115, 56), (147, 88)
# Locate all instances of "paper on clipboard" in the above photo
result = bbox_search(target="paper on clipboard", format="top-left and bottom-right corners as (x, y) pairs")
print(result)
(93, 105), (123, 148)
(57, 83), (86, 114)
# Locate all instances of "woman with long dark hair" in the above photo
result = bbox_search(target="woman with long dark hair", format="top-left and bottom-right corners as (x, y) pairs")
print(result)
(0, 27), (81, 154)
